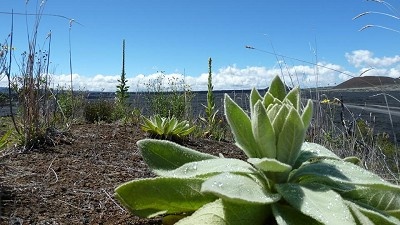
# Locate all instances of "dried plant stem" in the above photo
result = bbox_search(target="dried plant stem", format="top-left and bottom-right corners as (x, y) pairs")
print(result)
(7, 10), (20, 135)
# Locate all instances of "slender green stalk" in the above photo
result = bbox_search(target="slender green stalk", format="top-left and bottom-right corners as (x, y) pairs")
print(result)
(116, 39), (129, 105)
(113, 39), (130, 121)
(206, 57), (216, 125)
(200, 57), (223, 139)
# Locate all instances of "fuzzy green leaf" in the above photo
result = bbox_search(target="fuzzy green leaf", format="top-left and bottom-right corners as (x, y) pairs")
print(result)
(276, 183), (356, 225)
(345, 200), (400, 225)
(344, 156), (361, 165)
(268, 75), (286, 101)
(158, 158), (257, 178)
(178, 125), (196, 136)
(115, 177), (217, 218)
(224, 94), (259, 158)
(252, 101), (276, 158)
(162, 118), (172, 134)
(272, 203), (323, 225)
(271, 104), (289, 141)
(346, 201), (375, 225)
(220, 200), (270, 225)
(201, 173), (281, 204)
(176, 199), (269, 225)
(250, 88), (263, 115)
(142, 116), (159, 134)
(176, 120), (188, 129)
(284, 87), (300, 110)
(138, 139), (216, 174)
(289, 159), (400, 191)
(172, 121), (195, 136)
(266, 103), (281, 122)
(176, 199), (226, 225)
(247, 158), (292, 173)
(293, 142), (340, 169)
(343, 188), (400, 219)
(276, 108), (305, 166)
(155, 115), (163, 128)
(170, 117), (178, 127)
(263, 92), (275, 109)
(301, 99), (313, 129)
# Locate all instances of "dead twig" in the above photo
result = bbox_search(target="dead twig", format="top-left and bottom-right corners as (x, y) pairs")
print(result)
(48, 168), (58, 184)
(45, 157), (58, 184)
(101, 188), (126, 213)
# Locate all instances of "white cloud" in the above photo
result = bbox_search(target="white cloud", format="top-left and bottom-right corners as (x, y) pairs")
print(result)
(355, 67), (400, 78)
(345, 50), (400, 68)
(206, 65), (274, 90)
(0, 73), (8, 88)
(51, 73), (121, 91)
(4, 50), (400, 92)
(283, 63), (345, 87)
(7, 62), (350, 92)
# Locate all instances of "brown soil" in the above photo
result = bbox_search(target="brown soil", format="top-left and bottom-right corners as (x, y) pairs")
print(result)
(0, 123), (245, 225)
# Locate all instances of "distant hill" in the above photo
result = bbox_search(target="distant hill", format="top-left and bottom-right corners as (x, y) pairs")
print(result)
(334, 76), (400, 89)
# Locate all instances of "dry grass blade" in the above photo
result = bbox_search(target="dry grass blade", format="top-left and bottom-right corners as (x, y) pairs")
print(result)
(358, 24), (400, 34)
(353, 11), (400, 20)
(354, 0), (400, 34)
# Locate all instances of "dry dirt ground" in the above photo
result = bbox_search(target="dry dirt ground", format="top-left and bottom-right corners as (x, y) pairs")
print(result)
(0, 123), (245, 225)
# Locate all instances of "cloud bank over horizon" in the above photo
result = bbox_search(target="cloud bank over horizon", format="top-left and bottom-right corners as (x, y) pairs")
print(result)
(1, 50), (399, 92)
(42, 63), (353, 92)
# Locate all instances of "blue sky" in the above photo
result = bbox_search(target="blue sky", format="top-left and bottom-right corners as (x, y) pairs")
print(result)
(1, 0), (400, 91)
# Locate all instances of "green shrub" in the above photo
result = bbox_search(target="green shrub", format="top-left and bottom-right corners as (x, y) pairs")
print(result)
(145, 73), (193, 120)
(200, 114), (229, 141)
(57, 91), (75, 118)
(141, 114), (195, 142)
(84, 100), (114, 123)
(112, 102), (129, 122)
(0, 93), (7, 106)
(115, 76), (400, 225)
(56, 89), (86, 120)
(126, 108), (142, 125)
(0, 129), (12, 149)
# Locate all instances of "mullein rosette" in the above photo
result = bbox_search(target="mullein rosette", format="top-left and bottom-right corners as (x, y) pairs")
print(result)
(115, 76), (400, 225)
(226, 76), (312, 178)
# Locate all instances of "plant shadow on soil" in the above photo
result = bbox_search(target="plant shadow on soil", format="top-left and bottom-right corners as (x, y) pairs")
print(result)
(0, 123), (245, 225)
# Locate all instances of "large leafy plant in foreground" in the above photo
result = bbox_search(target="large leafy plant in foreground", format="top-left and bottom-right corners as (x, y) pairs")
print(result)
(115, 76), (400, 225)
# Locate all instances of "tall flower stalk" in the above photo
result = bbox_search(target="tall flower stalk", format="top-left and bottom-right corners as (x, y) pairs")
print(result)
(116, 39), (129, 105)
(201, 57), (219, 137)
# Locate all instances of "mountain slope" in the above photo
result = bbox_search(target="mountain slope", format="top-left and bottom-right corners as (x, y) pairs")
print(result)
(334, 76), (400, 89)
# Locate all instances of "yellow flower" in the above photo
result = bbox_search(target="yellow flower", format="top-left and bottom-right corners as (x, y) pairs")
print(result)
(320, 99), (331, 104)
